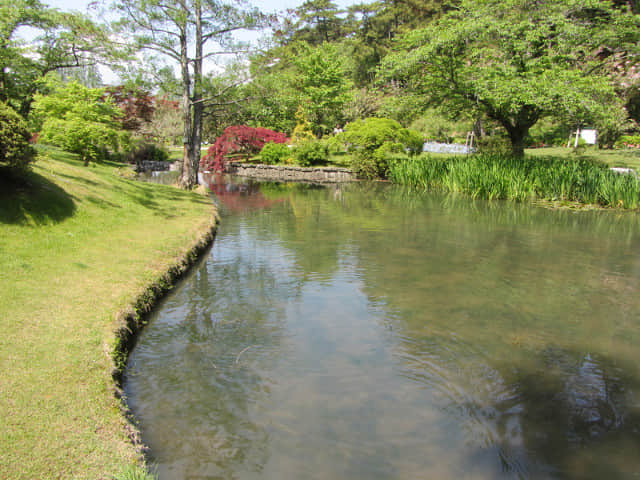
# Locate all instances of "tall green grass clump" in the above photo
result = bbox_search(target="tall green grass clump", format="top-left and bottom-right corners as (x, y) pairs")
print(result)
(389, 154), (640, 208)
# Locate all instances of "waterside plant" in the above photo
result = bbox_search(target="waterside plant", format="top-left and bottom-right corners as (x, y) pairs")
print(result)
(388, 154), (640, 209)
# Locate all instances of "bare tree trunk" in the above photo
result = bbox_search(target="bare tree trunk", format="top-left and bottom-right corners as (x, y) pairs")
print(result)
(189, 0), (203, 186)
(177, 1), (204, 190)
(179, 24), (195, 189)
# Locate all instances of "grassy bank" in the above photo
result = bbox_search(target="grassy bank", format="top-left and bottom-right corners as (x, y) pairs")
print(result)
(389, 153), (640, 208)
(0, 146), (217, 479)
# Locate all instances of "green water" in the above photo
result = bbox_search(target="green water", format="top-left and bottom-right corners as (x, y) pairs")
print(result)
(125, 174), (640, 479)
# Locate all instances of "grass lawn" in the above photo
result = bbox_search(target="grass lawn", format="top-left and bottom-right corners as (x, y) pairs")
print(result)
(0, 146), (216, 479)
(166, 145), (209, 161)
(525, 146), (640, 170)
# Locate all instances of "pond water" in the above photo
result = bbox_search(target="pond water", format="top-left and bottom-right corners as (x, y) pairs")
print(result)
(125, 174), (640, 480)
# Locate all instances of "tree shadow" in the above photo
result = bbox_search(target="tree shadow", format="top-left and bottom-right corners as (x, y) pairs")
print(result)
(0, 168), (76, 225)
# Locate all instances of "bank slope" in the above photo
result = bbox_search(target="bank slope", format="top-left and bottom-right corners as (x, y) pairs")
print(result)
(0, 147), (217, 480)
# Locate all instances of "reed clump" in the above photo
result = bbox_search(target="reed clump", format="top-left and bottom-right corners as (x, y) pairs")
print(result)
(388, 154), (640, 209)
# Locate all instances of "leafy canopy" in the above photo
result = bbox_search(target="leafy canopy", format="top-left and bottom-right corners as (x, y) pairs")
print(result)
(1, 0), (116, 116)
(32, 76), (127, 164)
(382, 0), (640, 155)
(0, 102), (35, 173)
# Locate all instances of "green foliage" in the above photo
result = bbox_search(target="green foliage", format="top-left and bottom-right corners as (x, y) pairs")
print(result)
(125, 141), (169, 164)
(593, 106), (636, 148)
(409, 109), (473, 143)
(292, 140), (329, 166)
(382, 0), (640, 157)
(0, 102), (35, 173)
(389, 153), (640, 208)
(476, 135), (513, 156)
(260, 141), (291, 164)
(291, 42), (353, 135)
(340, 118), (423, 154)
(290, 106), (315, 145)
(32, 77), (127, 164)
(337, 118), (423, 178)
(0, 1), (116, 116)
(615, 135), (640, 148)
(525, 119), (571, 147)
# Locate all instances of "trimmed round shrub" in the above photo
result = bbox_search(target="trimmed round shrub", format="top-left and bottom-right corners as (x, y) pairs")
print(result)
(293, 140), (329, 167)
(260, 141), (291, 164)
(0, 103), (35, 172)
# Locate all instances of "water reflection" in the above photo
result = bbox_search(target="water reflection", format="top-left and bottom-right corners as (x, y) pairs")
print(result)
(126, 174), (640, 479)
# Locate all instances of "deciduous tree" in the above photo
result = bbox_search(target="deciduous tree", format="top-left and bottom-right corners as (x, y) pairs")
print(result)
(1, 0), (114, 117)
(114, 0), (264, 189)
(32, 76), (126, 164)
(382, 0), (640, 156)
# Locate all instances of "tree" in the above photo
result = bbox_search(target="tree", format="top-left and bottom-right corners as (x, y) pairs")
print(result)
(114, 0), (263, 189)
(382, 0), (640, 156)
(32, 76), (126, 164)
(147, 95), (182, 146)
(1, 0), (114, 117)
(291, 42), (352, 135)
(283, 0), (346, 45)
(105, 85), (155, 132)
(0, 102), (35, 173)
(200, 125), (288, 171)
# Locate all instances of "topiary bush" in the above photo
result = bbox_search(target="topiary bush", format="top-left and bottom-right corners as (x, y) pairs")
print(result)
(0, 102), (35, 173)
(260, 141), (291, 164)
(292, 140), (329, 167)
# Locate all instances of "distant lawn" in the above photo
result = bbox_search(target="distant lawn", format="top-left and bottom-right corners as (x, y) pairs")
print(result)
(0, 146), (216, 480)
(167, 145), (209, 161)
(525, 146), (640, 170)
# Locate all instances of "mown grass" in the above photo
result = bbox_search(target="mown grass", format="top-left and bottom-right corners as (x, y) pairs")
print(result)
(0, 146), (216, 480)
(389, 153), (640, 208)
(525, 146), (640, 171)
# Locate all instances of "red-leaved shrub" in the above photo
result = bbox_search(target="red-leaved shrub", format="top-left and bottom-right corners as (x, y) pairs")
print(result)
(200, 125), (288, 172)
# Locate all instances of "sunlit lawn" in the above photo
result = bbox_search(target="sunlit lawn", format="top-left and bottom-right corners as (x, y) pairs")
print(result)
(525, 146), (640, 170)
(0, 146), (216, 479)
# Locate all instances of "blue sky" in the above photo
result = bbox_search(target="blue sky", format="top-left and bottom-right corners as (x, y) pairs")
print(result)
(44, 0), (362, 15)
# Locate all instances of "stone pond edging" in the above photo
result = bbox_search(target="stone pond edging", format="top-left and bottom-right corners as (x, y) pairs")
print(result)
(224, 163), (357, 183)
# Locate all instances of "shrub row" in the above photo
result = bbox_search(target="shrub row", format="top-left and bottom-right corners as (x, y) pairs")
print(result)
(388, 154), (640, 209)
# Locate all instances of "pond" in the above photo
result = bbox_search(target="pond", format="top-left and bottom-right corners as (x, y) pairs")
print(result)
(125, 174), (640, 479)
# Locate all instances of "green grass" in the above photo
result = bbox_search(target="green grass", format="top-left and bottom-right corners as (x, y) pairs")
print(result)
(0, 146), (216, 480)
(167, 145), (209, 161)
(389, 153), (640, 209)
(525, 146), (640, 171)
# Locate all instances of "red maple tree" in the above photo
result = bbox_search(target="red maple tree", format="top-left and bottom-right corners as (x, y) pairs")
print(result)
(200, 125), (288, 172)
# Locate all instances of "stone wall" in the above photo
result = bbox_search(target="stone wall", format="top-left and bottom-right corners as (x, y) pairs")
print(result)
(225, 163), (357, 183)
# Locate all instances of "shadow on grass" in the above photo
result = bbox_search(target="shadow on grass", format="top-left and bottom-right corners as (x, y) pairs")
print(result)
(114, 177), (212, 219)
(0, 167), (76, 225)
